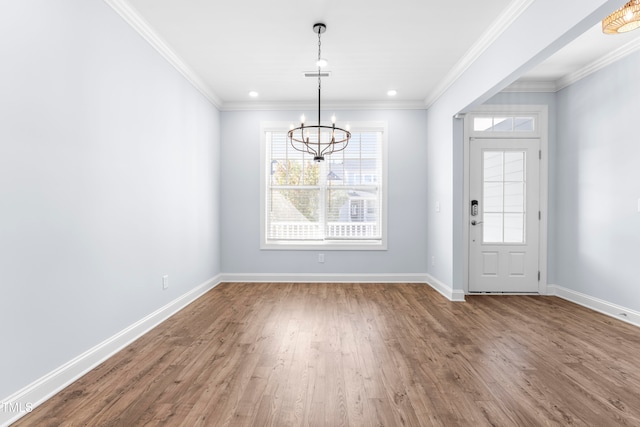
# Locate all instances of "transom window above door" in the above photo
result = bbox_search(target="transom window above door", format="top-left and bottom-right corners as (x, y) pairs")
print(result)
(470, 113), (540, 138)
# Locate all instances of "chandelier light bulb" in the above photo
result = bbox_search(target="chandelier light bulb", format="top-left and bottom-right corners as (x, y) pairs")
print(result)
(331, 114), (336, 124)
(316, 58), (328, 67)
(301, 114), (306, 124)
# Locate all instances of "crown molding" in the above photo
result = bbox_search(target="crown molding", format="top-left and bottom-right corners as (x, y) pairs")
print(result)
(503, 36), (640, 94)
(220, 100), (428, 111)
(424, 0), (536, 107)
(98, 1), (427, 114)
(95, 1), (640, 109)
(103, 0), (223, 109)
(555, 35), (640, 91)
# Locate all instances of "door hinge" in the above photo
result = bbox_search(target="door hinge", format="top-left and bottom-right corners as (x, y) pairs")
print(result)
(539, 150), (542, 159)
(538, 271), (541, 281)
(539, 211), (541, 220)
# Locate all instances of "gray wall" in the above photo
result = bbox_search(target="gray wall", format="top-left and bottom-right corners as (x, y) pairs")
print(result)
(0, 1), (221, 398)
(555, 50), (640, 312)
(220, 109), (429, 275)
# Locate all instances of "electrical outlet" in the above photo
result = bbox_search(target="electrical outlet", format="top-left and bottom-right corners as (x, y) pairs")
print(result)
(162, 275), (169, 290)
(431, 256), (435, 267)
(318, 253), (325, 263)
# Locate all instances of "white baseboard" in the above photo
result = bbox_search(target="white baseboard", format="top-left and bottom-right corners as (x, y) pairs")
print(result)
(0, 275), (222, 427)
(424, 273), (466, 302)
(220, 272), (429, 284)
(221, 273), (466, 302)
(547, 284), (640, 328)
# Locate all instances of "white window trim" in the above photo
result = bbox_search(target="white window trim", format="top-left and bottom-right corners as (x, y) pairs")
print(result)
(260, 121), (388, 251)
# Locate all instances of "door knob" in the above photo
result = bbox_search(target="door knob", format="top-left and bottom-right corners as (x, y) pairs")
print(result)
(471, 220), (483, 226)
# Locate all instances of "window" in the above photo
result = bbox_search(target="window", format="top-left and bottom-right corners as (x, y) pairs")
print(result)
(482, 150), (526, 244)
(472, 115), (536, 135)
(261, 122), (387, 250)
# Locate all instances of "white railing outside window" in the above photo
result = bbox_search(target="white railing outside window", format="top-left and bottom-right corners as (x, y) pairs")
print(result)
(269, 221), (378, 240)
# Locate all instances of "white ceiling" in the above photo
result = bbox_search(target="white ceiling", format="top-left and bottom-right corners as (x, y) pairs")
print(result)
(121, 0), (640, 108)
(519, 21), (640, 85)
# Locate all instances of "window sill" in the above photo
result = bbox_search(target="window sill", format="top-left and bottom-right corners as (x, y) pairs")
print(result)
(261, 240), (387, 251)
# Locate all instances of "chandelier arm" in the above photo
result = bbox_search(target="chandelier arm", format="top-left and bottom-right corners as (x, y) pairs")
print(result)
(289, 142), (318, 157)
(288, 130), (318, 157)
(321, 143), (335, 157)
(319, 139), (350, 156)
(319, 131), (351, 156)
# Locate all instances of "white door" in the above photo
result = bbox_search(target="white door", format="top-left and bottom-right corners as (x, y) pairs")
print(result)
(469, 138), (540, 293)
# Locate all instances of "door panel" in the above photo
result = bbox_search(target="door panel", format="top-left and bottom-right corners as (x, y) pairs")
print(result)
(469, 139), (540, 293)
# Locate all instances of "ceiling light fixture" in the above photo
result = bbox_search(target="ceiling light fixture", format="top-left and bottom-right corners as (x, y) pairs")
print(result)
(603, 0), (640, 34)
(387, 89), (398, 96)
(248, 91), (259, 97)
(288, 23), (350, 162)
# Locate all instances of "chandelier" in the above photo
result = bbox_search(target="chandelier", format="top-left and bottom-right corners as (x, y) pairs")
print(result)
(603, 0), (640, 34)
(288, 23), (350, 162)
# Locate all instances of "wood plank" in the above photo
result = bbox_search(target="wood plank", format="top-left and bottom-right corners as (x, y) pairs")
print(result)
(13, 283), (640, 426)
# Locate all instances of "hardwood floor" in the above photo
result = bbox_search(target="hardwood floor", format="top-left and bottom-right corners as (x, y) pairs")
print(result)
(14, 283), (640, 426)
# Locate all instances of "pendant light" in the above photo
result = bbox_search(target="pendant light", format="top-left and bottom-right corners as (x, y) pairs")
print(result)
(603, 0), (640, 34)
(288, 23), (351, 162)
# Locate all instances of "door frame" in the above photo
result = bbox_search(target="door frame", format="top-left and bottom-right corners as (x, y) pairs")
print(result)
(462, 105), (548, 295)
